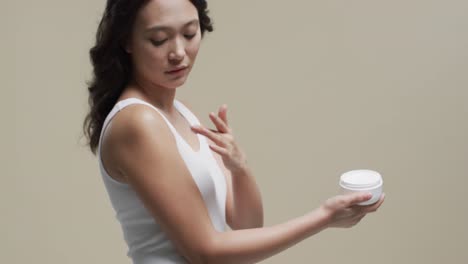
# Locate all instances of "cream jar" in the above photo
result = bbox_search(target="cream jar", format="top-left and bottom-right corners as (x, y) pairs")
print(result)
(339, 170), (383, 206)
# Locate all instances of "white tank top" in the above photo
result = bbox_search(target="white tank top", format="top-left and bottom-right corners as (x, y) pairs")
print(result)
(97, 98), (227, 264)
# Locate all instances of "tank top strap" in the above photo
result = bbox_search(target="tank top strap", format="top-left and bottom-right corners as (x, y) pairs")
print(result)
(173, 99), (202, 127)
(173, 99), (211, 152)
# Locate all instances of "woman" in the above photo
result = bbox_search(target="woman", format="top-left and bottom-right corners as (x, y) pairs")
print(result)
(83, 0), (385, 263)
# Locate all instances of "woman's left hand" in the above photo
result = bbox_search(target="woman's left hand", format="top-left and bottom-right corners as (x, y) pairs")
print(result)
(191, 104), (247, 173)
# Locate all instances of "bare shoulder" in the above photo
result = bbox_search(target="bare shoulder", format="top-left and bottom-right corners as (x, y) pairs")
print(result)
(100, 104), (171, 181)
(102, 104), (169, 155)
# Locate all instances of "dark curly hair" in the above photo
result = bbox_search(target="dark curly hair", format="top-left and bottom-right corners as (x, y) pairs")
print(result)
(83, 0), (213, 155)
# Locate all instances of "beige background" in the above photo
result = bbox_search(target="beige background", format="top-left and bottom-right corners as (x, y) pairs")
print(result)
(3, 0), (467, 263)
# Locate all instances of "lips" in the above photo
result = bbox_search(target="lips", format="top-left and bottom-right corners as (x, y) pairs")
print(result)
(166, 66), (188, 74)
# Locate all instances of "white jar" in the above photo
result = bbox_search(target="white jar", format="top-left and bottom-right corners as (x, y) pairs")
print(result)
(339, 170), (383, 206)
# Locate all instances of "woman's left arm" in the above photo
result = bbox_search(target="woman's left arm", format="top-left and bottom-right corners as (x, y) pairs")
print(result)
(228, 162), (264, 229)
(191, 104), (264, 230)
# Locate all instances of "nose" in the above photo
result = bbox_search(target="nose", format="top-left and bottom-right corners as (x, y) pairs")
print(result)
(168, 37), (186, 63)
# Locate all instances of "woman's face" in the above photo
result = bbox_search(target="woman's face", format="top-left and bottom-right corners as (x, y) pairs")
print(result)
(127, 0), (202, 89)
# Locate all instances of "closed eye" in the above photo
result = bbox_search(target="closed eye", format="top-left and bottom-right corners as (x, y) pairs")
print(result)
(185, 34), (196, 40)
(150, 34), (196, 47)
(150, 39), (167, 46)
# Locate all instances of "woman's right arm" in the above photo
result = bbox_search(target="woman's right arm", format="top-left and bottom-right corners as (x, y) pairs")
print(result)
(105, 105), (384, 264)
(204, 191), (383, 264)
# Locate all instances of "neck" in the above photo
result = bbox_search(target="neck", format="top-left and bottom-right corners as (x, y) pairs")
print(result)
(129, 78), (178, 117)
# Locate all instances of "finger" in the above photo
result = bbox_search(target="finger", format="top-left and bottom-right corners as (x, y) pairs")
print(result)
(219, 104), (229, 127)
(361, 193), (385, 211)
(191, 125), (226, 147)
(346, 192), (373, 207)
(209, 144), (229, 156)
(362, 193), (385, 213)
(209, 112), (230, 133)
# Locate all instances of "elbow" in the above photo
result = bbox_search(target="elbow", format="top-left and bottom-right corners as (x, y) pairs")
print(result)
(184, 249), (216, 264)
(197, 233), (230, 264)
(181, 239), (220, 264)
(197, 252), (217, 264)
(189, 234), (223, 264)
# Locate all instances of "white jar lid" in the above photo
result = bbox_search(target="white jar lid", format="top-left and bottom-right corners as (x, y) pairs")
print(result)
(340, 169), (382, 189)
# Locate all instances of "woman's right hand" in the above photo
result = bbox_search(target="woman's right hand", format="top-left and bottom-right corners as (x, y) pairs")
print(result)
(320, 192), (385, 228)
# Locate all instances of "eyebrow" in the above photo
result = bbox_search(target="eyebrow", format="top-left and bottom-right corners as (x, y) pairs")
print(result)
(145, 19), (199, 33)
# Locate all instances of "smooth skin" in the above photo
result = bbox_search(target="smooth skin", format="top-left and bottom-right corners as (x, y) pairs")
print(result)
(100, 0), (385, 263)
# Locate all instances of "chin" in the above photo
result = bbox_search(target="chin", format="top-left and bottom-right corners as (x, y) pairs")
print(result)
(163, 77), (188, 89)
